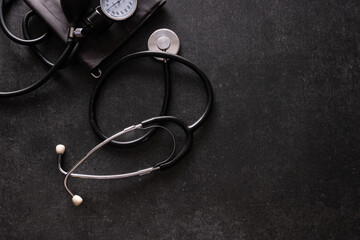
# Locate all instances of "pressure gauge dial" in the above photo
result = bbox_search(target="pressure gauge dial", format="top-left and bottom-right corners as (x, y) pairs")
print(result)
(100, 0), (137, 21)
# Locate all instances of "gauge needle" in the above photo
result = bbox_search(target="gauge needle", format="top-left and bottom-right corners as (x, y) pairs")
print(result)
(107, 0), (121, 10)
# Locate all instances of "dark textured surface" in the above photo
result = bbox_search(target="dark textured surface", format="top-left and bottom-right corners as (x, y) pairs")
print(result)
(1, 0), (360, 239)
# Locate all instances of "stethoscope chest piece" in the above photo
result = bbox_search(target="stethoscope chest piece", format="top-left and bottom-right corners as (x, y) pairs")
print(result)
(147, 28), (180, 61)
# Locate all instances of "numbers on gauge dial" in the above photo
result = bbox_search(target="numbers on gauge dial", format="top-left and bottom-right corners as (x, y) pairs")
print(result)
(100, 0), (137, 21)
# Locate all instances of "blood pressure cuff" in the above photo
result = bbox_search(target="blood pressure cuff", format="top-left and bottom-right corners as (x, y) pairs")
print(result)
(23, 0), (166, 71)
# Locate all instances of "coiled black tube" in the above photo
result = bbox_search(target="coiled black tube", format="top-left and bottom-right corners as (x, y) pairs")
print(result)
(0, 41), (75, 98)
(22, 10), (82, 69)
(89, 51), (213, 147)
(0, 0), (48, 45)
(0, 0), (79, 98)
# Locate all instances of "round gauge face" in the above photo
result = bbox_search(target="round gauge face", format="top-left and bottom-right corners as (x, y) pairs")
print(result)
(100, 0), (137, 21)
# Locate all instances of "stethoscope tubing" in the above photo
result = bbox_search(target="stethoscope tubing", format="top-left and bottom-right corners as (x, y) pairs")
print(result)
(143, 116), (194, 170)
(89, 51), (213, 147)
(89, 59), (171, 147)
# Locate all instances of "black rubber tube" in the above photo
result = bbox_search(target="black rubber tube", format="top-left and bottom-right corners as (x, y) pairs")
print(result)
(89, 51), (213, 147)
(90, 57), (172, 147)
(0, 41), (75, 98)
(0, 0), (47, 45)
(141, 116), (193, 170)
(22, 10), (82, 69)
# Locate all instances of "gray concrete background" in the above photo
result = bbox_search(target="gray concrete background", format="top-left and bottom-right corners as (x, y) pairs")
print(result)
(1, 0), (360, 239)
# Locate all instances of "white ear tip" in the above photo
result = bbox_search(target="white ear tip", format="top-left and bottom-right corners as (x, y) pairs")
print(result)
(56, 144), (66, 155)
(72, 195), (83, 206)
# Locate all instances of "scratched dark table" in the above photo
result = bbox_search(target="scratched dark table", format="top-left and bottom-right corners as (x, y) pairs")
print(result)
(1, 0), (359, 239)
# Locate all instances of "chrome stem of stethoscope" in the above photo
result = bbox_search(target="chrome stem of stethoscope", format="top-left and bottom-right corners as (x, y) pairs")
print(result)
(56, 124), (176, 206)
(57, 155), (158, 180)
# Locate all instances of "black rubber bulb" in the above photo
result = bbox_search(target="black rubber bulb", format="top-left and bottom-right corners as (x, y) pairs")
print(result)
(60, 0), (91, 25)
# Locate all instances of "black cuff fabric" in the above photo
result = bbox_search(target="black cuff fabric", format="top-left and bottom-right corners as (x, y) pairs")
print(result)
(24, 0), (166, 70)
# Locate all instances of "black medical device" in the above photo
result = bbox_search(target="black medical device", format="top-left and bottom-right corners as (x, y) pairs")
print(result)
(55, 28), (214, 206)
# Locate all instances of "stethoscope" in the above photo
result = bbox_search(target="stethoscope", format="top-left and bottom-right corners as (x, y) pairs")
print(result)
(56, 29), (214, 206)
(0, 0), (214, 206)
